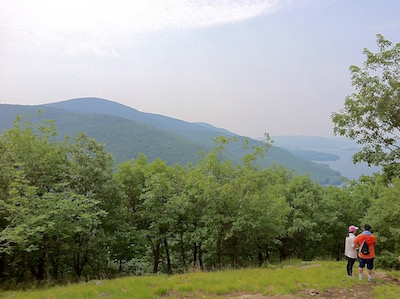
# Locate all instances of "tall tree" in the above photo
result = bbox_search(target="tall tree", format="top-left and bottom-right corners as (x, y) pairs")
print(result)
(332, 34), (400, 180)
(138, 158), (176, 273)
(230, 167), (290, 266)
(180, 166), (208, 270)
(66, 133), (115, 277)
(112, 154), (148, 273)
(364, 177), (400, 269)
(0, 117), (114, 281)
(0, 115), (69, 281)
(196, 136), (239, 269)
(279, 175), (323, 261)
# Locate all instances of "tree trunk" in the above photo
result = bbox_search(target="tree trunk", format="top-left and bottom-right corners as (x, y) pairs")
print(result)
(198, 242), (204, 270)
(193, 241), (197, 267)
(24, 252), (29, 281)
(164, 238), (172, 274)
(51, 255), (59, 280)
(74, 252), (81, 277)
(258, 251), (263, 267)
(216, 238), (222, 269)
(179, 227), (187, 270)
(73, 250), (88, 278)
(44, 235), (50, 282)
(153, 243), (160, 274)
(36, 257), (45, 281)
(0, 253), (5, 280)
(192, 241), (204, 270)
(96, 254), (101, 276)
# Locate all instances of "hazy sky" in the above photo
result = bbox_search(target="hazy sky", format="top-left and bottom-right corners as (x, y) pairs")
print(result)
(1, 1), (399, 138)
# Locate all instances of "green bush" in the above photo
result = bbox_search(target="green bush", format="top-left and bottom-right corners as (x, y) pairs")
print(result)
(375, 250), (400, 270)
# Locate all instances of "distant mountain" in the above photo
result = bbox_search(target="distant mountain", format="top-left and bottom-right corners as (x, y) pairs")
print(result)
(0, 98), (343, 184)
(0, 103), (206, 166)
(43, 98), (233, 145)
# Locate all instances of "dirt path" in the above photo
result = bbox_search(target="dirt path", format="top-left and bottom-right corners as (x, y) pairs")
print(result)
(230, 271), (400, 299)
(232, 285), (373, 299)
(316, 271), (400, 299)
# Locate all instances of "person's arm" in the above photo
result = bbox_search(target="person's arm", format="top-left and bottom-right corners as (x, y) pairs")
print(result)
(353, 237), (359, 249)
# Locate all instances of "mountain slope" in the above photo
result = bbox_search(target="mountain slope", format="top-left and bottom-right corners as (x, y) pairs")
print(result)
(43, 97), (233, 144)
(0, 99), (343, 184)
(0, 104), (207, 166)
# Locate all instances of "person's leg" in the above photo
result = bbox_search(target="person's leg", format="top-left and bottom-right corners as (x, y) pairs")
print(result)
(367, 269), (373, 281)
(346, 257), (352, 276)
(358, 267), (363, 279)
(367, 259), (374, 282)
(350, 258), (356, 276)
(347, 257), (356, 276)
(358, 258), (365, 280)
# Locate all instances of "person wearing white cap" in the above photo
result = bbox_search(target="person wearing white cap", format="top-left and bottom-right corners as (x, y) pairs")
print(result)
(345, 225), (358, 277)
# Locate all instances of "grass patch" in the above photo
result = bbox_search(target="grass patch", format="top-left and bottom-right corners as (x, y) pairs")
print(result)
(385, 269), (400, 279)
(373, 269), (400, 299)
(0, 261), (392, 299)
(374, 284), (400, 299)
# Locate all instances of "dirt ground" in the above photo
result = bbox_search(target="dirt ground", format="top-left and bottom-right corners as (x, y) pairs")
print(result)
(230, 271), (400, 299)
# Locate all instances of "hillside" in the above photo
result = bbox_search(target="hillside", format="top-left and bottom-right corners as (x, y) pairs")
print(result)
(43, 97), (235, 145)
(0, 104), (206, 166)
(0, 98), (343, 184)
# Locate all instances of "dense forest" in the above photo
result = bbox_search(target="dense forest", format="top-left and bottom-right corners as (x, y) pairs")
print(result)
(0, 114), (399, 286)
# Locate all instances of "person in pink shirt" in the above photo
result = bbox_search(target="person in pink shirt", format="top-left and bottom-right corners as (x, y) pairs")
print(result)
(344, 225), (358, 277)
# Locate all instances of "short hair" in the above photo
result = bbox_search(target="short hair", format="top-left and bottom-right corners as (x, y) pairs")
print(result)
(364, 224), (371, 231)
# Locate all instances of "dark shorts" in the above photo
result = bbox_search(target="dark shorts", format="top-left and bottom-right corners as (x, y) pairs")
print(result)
(359, 257), (374, 270)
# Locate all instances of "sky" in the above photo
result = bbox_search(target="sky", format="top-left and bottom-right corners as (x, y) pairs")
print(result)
(1, 0), (399, 138)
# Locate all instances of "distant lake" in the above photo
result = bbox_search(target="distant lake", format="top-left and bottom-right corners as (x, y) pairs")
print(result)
(310, 147), (381, 180)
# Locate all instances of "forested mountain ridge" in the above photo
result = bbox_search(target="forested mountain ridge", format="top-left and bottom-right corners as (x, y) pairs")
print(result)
(0, 103), (206, 166)
(43, 97), (235, 144)
(0, 98), (342, 184)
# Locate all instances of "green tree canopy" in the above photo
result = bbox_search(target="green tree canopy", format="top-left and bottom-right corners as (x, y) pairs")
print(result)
(332, 34), (400, 180)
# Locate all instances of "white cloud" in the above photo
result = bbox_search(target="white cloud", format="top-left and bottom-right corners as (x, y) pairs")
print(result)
(1, 0), (282, 57)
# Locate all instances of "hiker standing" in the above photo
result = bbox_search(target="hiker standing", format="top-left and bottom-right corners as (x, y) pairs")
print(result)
(344, 225), (358, 277)
(353, 224), (377, 282)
